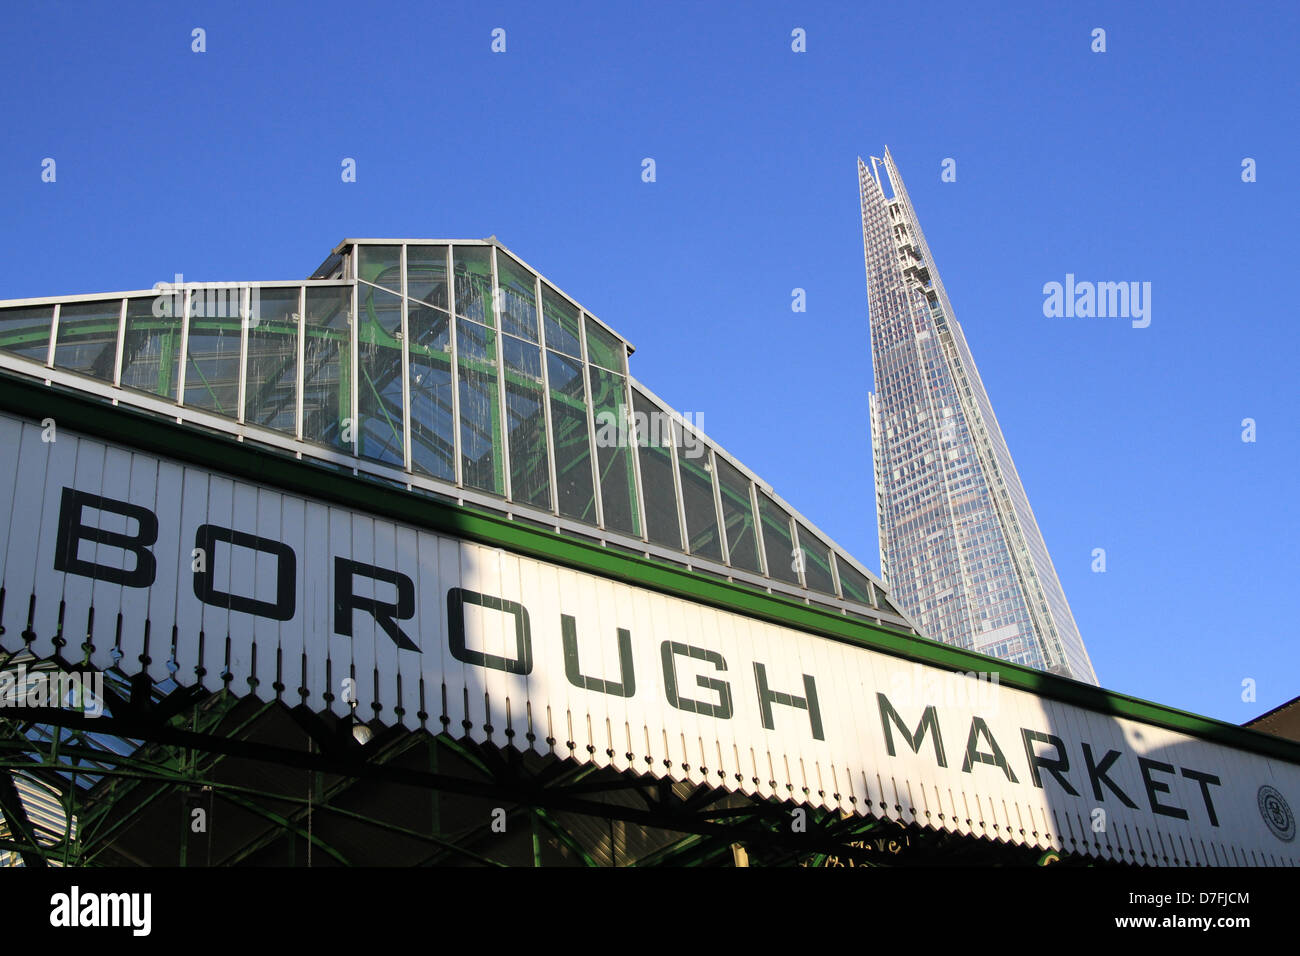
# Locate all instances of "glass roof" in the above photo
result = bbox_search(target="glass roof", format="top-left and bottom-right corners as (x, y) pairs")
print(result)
(0, 238), (912, 630)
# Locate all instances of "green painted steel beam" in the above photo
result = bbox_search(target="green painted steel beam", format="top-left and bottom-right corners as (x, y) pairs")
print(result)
(214, 790), (351, 866)
(0, 769), (49, 867)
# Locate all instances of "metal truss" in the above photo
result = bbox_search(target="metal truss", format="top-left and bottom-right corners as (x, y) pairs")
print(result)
(1, 651), (1093, 867)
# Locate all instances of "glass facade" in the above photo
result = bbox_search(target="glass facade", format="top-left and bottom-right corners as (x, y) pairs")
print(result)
(182, 292), (242, 416)
(0, 238), (908, 628)
(303, 285), (352, 452)
(457, 315), (502, 495)
(860, 150), (1099, 683)
(632, 389), (682, 550)
(588, 364), (638, 536)
(408, 294), (455, 481)
(0, 305), (53, 362)
(407, 245), (454, 480)
(758, 493), (799, 585)
(715, 456), (761, 574)
(357, 282), (404, 465)
(548, 349), (597, 521)
(120, 297), (183, 398)
(677, 425), (723, 563)
(245, 287), (301, 434)
(502, 334), (550, 509)
(54, 300), (121, 382)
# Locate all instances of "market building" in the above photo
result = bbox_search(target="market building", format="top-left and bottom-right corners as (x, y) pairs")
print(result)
(0, 239), (1295, 865)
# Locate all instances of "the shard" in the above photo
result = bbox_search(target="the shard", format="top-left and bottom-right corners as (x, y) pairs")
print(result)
(860, 149), (1099, 684)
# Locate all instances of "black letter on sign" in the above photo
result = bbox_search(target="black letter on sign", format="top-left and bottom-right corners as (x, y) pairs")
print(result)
(561, 614), (635, 697)
(1021, 729), (1080, 795)
(661, 641), (732, 719)
(334, 558), (419, 651)
(192, 525), (295, 621)
(961, 716), (1018, 783)
(754, 662), (824, 740)
(1180, 767), (1221, 827)
(447, 588), (532, 675)
(1139, 757), (1189, 821)
(54, 488), (157, 587)
(1081, 743), (1139, 809)
(876, 693), (946, 767)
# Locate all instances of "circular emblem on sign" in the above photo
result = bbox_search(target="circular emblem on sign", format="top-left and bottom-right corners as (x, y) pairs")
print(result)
(1257, 785), (1295, 842)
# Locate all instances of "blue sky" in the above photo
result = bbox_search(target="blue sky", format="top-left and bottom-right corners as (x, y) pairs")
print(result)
(2, 1), (1297, 723)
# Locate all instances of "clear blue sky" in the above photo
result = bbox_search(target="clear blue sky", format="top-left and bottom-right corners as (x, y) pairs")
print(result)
(2, 1), (1297, 724)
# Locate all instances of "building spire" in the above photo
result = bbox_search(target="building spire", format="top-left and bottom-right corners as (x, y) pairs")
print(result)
(859, 148), (1099, 684)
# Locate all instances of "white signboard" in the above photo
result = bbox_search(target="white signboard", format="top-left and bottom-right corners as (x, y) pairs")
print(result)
(0, 409), (1296, 865)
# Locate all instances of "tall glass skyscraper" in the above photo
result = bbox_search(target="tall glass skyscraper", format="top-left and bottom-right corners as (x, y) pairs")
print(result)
(859, 148), (1098, 685)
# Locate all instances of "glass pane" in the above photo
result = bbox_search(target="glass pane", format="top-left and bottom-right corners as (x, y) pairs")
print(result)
(758, 493), (799, 584)
(408, 245), (449, 309)
(547, 350), (596, 521)
(872, 582), (901, 616)
(677, 424), (722, 562)
(182, 291), (242, 417)
(458, 318), (502, 494)
(454, 246), (495, 327)
(836, 556), (874, 606)
(120, 297), (183, 399)
(0, 305), (54, 362)
(541, 285), (581, 358)
(502, 336), (550, 508)
(54, 300), (121, 382)
(244, 288), (300, 434)
(496, 252), (538, 342)
(356, 284), (404, 466)
(357, 244), (402, 293)
(715, 456), (761, 573)
(302, 286), (351, 449)
(796, 521), (836, 595)
(584, 316), (625, 373)
(589, 366), (639, 536)
(408, 302), (454, 481)
(632, 391), (681, 550)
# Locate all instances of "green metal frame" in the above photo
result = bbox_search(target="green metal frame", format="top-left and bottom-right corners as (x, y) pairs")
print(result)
(8, 667), (1041, 867)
